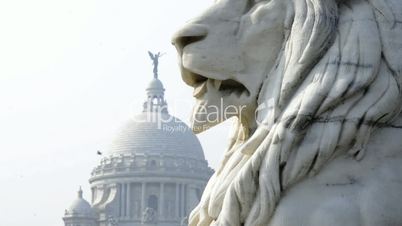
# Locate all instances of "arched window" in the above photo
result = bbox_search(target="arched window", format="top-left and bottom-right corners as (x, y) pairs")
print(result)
(152, 97), (158, 105)
(148, 195), (158, 210)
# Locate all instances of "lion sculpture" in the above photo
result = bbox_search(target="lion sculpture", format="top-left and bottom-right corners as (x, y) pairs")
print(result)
(172, 0), (402, 225)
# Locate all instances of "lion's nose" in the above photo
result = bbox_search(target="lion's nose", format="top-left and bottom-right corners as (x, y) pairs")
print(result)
(171, 24), (208, 54)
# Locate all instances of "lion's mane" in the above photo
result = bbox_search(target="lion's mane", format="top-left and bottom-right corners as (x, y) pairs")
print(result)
(190, 0), (402, 225)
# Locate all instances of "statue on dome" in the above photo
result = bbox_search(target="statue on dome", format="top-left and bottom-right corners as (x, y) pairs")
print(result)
(142, 207), (157, 224)
(107, 215), (118, 226)
(148, 51), (164, 79)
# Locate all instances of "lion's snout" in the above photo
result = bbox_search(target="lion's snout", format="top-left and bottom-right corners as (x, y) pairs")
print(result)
(171, 23), (208, 55)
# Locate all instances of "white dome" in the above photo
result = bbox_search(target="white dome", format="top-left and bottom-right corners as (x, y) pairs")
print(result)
(146, 78), (164, 90)
(109, 112), (205, 160)
(65, 189), (93, 217)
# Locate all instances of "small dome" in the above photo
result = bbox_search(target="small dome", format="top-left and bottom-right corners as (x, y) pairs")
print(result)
(109, 112), (205, 160)
(65, 188), (93, 217)
(146, 78), (164, 90)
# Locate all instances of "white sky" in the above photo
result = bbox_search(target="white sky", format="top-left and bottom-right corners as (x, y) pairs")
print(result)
(0, 1), (234, 225)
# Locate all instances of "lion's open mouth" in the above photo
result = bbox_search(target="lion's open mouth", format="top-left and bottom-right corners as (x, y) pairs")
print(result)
(183, 69), (250, 98)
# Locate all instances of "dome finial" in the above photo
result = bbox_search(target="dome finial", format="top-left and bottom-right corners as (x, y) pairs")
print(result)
(78, 186), (83, 199)
(143, 51), (168, 113)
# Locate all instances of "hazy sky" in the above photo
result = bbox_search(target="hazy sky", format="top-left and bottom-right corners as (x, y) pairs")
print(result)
(0, 1), (235, 225)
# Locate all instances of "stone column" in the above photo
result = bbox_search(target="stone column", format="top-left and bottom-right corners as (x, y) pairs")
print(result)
(181, 184), (186, 217)
(126, 183), (131, 218)
(176, 183), (180, 218)
(184, 184), (188, 216)
(159, 183), (164, 219)
(120, 183), (126, 217)
(142, 182), (146, 211)
(121, 183), (127, 217)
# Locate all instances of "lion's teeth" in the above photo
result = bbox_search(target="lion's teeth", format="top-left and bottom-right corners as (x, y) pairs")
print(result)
(193, 81), (207, 98)
(214, 79), (222, 90)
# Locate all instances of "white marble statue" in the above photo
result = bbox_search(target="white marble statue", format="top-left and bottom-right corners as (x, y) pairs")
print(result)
(172, 0), (402, 225)
(142, 207), (157, 224)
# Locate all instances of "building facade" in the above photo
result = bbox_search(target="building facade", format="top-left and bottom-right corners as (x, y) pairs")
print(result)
(63, 75), (213, 226)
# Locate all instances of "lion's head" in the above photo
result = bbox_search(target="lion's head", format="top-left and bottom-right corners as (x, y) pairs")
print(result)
(173, 0), (402, 225)
(173, 0), (290, 133)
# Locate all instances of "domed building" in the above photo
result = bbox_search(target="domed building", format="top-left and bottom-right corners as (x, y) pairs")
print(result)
(63, 69), (213, 226)
(63, 187), (97, 226)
